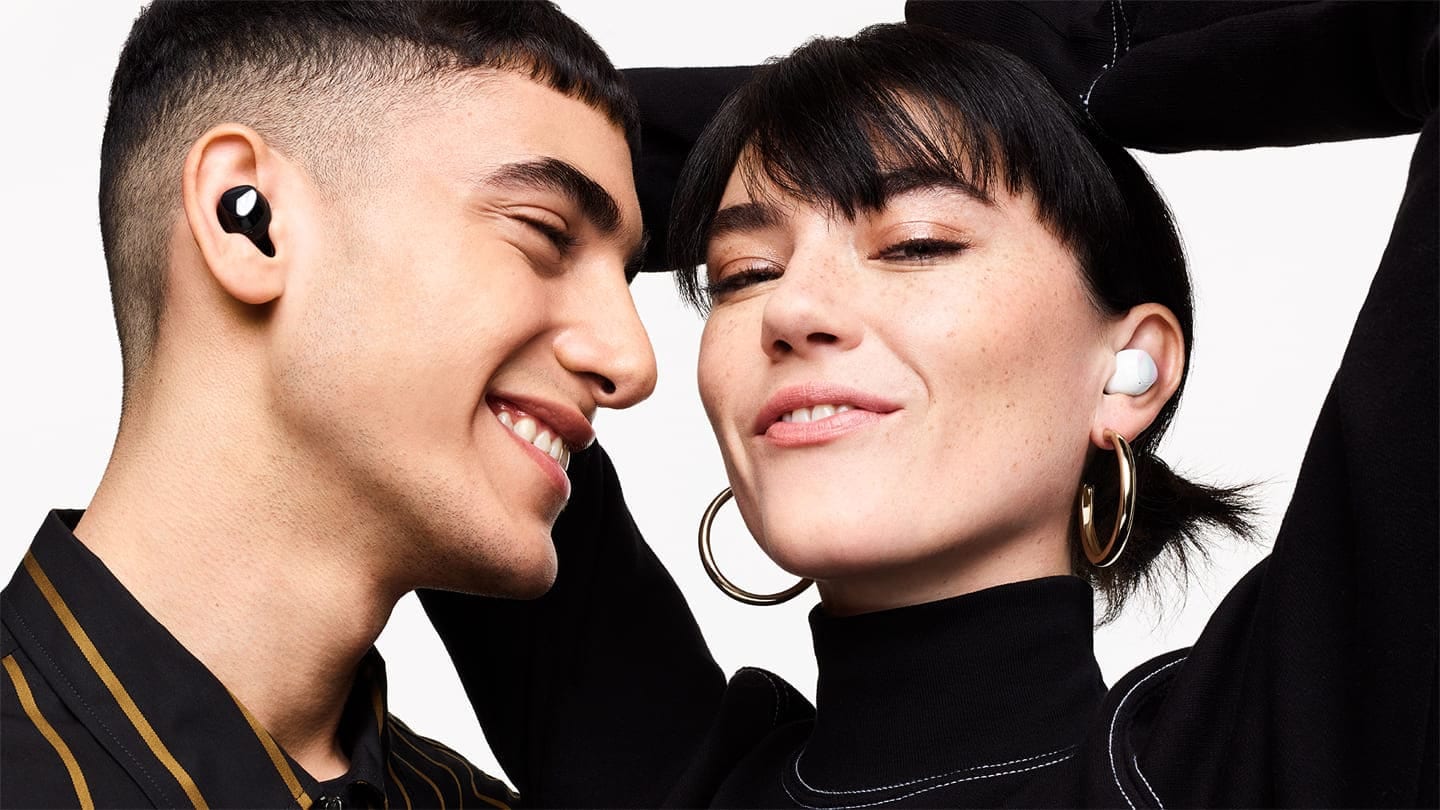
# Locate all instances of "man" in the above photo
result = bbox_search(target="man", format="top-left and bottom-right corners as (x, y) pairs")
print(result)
(0, 2), (659, 807)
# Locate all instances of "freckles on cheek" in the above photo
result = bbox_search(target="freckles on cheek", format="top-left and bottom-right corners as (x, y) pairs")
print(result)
(697, 317), (745, 410)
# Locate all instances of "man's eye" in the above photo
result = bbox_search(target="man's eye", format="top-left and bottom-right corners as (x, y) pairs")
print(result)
(878, 238), (970, 262)
(703, 265), (782, 301)
(518, 217), (577, 254)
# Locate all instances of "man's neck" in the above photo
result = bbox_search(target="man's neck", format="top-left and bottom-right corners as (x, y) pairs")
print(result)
(73, 394), (403, 781)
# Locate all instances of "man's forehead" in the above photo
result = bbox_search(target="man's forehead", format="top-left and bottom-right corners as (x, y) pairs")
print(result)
(427, 72), (632, 170)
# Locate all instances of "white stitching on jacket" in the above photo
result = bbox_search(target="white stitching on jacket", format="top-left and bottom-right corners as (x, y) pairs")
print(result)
(1083, 0), (1125, 123)
(748, 667), (784, 729)
(1134, 754), (1163, 809)
(1109, 656), (1185, 810)
(1117, 0), (1131, 53)
(782, 751), (1076, 810)
(792, 744), (1078, 796)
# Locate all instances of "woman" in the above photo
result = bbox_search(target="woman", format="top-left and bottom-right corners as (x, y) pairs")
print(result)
(425, 7), (1436, 807)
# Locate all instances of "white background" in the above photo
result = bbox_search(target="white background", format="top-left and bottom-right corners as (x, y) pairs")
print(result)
(0, 0), (1418, 786)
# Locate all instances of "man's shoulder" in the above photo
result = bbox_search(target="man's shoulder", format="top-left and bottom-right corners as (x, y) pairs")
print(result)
(386, 714), (519, 808)
(1, 642), (149, 808)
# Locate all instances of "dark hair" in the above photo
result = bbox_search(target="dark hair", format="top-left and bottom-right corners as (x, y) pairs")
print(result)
(100, 0), (638, 393)
(668, 23), (1253, 619)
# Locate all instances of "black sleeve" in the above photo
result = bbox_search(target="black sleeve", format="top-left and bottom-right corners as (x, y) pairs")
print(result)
(1104, 114), (1438, 807)
(905, 0), (1436, 150)
(900, 2), (1437, 805)
(627, 66), (754, 271)
(419, 444), (726, 808)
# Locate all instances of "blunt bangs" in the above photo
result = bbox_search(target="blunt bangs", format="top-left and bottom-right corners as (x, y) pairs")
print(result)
(669, 23), (1125, 312)
(666, 22), (1253, 618)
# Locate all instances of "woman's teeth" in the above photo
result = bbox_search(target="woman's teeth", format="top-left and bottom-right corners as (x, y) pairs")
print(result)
(778, 404), (854, 423)
(497, 410), (570, 470)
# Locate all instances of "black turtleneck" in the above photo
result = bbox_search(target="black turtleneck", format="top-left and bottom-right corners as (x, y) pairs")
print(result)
(796, 577), (1103, 796)
(672, 578), (1102, 807)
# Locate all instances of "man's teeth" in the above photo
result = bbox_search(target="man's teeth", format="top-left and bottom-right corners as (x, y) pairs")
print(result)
(778, 404), (854, 423)
(496, 410), (570, 470)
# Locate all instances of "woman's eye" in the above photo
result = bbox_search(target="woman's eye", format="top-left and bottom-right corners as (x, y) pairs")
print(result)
(703, 264), (782, 301)
(878, 237), (970, 263)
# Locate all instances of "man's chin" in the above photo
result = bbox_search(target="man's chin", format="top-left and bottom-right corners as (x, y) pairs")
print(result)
(426, 542), (559, 600)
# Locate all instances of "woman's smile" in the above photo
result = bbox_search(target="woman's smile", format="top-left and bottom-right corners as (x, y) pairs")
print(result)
(753, 383), (901, 447)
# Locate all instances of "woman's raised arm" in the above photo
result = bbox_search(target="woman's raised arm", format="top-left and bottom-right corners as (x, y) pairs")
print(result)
(906, 3), (1436, 804)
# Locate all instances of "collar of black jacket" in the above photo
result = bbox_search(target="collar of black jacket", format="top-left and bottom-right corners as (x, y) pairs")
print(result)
(1, 510), (389, 809)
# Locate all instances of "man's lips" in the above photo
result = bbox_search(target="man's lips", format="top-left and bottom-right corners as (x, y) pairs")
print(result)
(753, 383), (902, 439)
(485, 395), (595, 501)
(488, 394), (595, 453)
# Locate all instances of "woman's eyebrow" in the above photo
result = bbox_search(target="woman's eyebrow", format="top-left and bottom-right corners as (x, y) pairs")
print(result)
(707, 202), (784, 243)
(879, 168), (994, 207)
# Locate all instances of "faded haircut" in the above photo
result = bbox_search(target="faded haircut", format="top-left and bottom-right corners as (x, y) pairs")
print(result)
(100, 1), (639, 392)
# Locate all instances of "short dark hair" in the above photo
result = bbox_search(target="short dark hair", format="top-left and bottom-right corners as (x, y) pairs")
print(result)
(668, 23), (1253, 619)
(100, 0), (639, 391)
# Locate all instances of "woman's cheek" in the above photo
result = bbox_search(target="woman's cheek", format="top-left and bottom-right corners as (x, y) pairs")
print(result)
(697, 313), (746, 425)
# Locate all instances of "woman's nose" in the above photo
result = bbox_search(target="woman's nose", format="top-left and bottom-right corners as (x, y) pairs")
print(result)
(760, 251), (863, 361)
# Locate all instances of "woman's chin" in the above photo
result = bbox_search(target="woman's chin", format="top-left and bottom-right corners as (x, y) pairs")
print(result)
(758, 517), (936, 584)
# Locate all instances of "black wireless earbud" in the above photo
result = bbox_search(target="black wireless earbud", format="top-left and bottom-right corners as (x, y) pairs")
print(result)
(217, 185), (275, 257)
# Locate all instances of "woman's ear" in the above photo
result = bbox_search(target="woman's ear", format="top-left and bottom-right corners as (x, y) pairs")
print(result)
(1091, 303), (1185, 448)
(181, 124), (288, 305)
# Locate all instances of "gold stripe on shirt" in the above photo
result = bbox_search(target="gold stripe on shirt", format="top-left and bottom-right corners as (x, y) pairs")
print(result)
(392, 722), (466, 808)
(387, 760), (414, 810)
(433, 740), (513, 809)
(22, 552), (210, 809)
(371, 682), (386, 735)
(394, 750), (447, 810)
(2, 654), (95, 810)
(228, 690), (314, 809)
(429, 735), (486, 795)
(472, 788), (511, 809)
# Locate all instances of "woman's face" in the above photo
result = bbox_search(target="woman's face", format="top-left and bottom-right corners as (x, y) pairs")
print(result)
(697, 160), (1123, 613)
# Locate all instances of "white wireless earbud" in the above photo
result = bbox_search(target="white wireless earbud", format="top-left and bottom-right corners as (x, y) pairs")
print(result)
(1104, 349), (1158, 396)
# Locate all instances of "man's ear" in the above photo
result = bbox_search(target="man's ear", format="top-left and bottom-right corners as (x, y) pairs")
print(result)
(181, 125), (289, 305)
(1091, 303), (1186, 448)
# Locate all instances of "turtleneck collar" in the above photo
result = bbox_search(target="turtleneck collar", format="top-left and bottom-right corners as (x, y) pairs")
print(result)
(796, 576), (1105, 792)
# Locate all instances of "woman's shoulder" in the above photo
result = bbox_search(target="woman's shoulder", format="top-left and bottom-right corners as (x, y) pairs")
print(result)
(1092, 551), (1437, 807)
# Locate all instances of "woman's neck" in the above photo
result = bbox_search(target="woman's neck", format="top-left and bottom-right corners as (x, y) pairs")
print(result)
(815, 526), (1073, 616)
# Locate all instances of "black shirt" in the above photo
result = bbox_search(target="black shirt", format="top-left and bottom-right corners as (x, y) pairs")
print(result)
(1, 510), (517, 809)
(423, 2), (1438, 807)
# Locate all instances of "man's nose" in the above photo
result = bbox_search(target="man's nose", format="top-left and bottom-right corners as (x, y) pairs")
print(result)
(554, 273), (658, 410)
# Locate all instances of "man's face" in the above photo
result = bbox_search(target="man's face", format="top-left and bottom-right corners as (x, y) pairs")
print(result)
(272, 72), (655, 598)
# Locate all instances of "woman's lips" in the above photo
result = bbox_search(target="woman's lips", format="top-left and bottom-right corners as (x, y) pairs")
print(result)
(763, 407), (888, 447)
(753, 383), (902, 447)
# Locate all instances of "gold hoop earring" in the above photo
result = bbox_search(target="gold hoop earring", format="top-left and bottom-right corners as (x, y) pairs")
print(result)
(1078, 429), (1137, 568)
(698, 487), (813, 606)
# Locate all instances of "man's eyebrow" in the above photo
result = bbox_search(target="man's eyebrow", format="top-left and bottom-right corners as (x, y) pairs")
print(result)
(482, 157), (624, 236)
(707, 202), (785, 243)
(878, 168), (994, 207)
